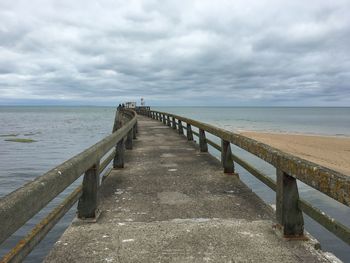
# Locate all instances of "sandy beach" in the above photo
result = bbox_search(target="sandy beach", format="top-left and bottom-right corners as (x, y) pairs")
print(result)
(239, 131), (350, 176)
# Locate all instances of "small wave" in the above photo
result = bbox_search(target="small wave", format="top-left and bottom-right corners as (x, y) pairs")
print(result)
(0, 133), (19, 137)
(23, 131), (42, 136)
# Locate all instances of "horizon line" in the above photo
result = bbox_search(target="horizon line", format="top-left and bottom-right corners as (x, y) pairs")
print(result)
(0, 105), (349, 108)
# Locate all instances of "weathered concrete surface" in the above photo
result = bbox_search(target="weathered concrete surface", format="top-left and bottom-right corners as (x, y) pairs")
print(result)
(45, 116), (334, 263)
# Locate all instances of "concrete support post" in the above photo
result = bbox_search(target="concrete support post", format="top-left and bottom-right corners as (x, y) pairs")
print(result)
(112, 110), (122, 133)
(112, 110), (124, 169)
(133, 125), (137, 139)
(187, 124), (193, 141)
(178, 120), (184, 135)
(77, 163), (100, 219)
(199, 129), (208, 152)
(172, 116), (177, 129)
(221, 139), (234, 173)
(276, 169), (304, 237)
(125, 129), (133, 150)
(114, 139), (125, 168)
(167, 115), (171, 127)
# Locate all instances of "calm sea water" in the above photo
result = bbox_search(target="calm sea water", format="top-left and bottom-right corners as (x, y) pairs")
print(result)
(0, 106), (349, 262)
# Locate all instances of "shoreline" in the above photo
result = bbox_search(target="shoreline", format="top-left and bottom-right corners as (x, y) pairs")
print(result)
(238, 130), (350, 176)
(237, 129), (350, 139)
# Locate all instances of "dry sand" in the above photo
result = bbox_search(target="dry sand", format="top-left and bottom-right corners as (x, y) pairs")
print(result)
(239, 131), (350, 176)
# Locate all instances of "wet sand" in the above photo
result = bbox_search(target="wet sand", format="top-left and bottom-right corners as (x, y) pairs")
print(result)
(239, 131), (350, 176)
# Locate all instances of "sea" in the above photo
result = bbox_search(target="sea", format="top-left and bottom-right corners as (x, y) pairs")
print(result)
(0, 106), (349, 262)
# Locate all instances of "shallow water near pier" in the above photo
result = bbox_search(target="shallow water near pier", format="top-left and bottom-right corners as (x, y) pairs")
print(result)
(0, 106), (349, 262)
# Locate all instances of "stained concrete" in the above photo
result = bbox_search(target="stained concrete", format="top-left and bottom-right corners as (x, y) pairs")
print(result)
(45, 116), (335, 263)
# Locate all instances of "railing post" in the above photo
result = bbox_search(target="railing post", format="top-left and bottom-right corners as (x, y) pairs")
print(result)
(112, 109), (125, 169)
(187, 124), (193, 141)
(172, 116), (176, 129)
(133, 125), (137, 139)
(114, 139), (125, 168)
(125, 129), (133, 150)
(276, 169), (304, 237)
(178, 120), (184, 135)
(199, 129), (208, 152)
(167, 115), (171, 127)
(112, 110), (122, 133)
(77, 162), (100, 219)
(221, 140), (234, 173)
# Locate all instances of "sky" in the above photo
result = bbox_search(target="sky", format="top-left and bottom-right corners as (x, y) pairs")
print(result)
(0, 0), (350, 106)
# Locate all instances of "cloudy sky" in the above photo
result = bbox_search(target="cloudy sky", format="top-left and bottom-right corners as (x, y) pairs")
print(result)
(0, 0), (349, 106)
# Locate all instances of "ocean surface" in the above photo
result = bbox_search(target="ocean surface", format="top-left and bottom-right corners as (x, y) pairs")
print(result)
(0, 106), (349, 262)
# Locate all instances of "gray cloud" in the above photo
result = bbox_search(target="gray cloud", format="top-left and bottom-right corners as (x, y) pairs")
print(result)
(0, 0), (350, 106)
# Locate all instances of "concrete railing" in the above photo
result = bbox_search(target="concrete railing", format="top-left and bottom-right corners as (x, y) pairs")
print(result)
(0, 108), (138, 263)
(141, 109), (350, 245)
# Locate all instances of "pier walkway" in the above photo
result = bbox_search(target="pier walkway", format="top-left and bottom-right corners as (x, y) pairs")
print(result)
(45, 115), (330, 262)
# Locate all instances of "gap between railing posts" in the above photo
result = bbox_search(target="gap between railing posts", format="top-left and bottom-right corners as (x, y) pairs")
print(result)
(178, 120), (184, 135)
(172, 116), (177, 129)
(167, 115), (171, 127)
(126, 129), (133, 150)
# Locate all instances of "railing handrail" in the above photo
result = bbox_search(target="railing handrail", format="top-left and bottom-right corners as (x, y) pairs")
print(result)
(0, 109), (137, 246)
(150, 110), (350, 207)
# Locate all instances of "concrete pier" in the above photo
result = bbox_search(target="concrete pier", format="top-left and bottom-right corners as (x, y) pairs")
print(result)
(45, 116), (333, 262)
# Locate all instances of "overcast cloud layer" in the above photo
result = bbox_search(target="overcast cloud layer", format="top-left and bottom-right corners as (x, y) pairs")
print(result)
(1, 0), (350, 106)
